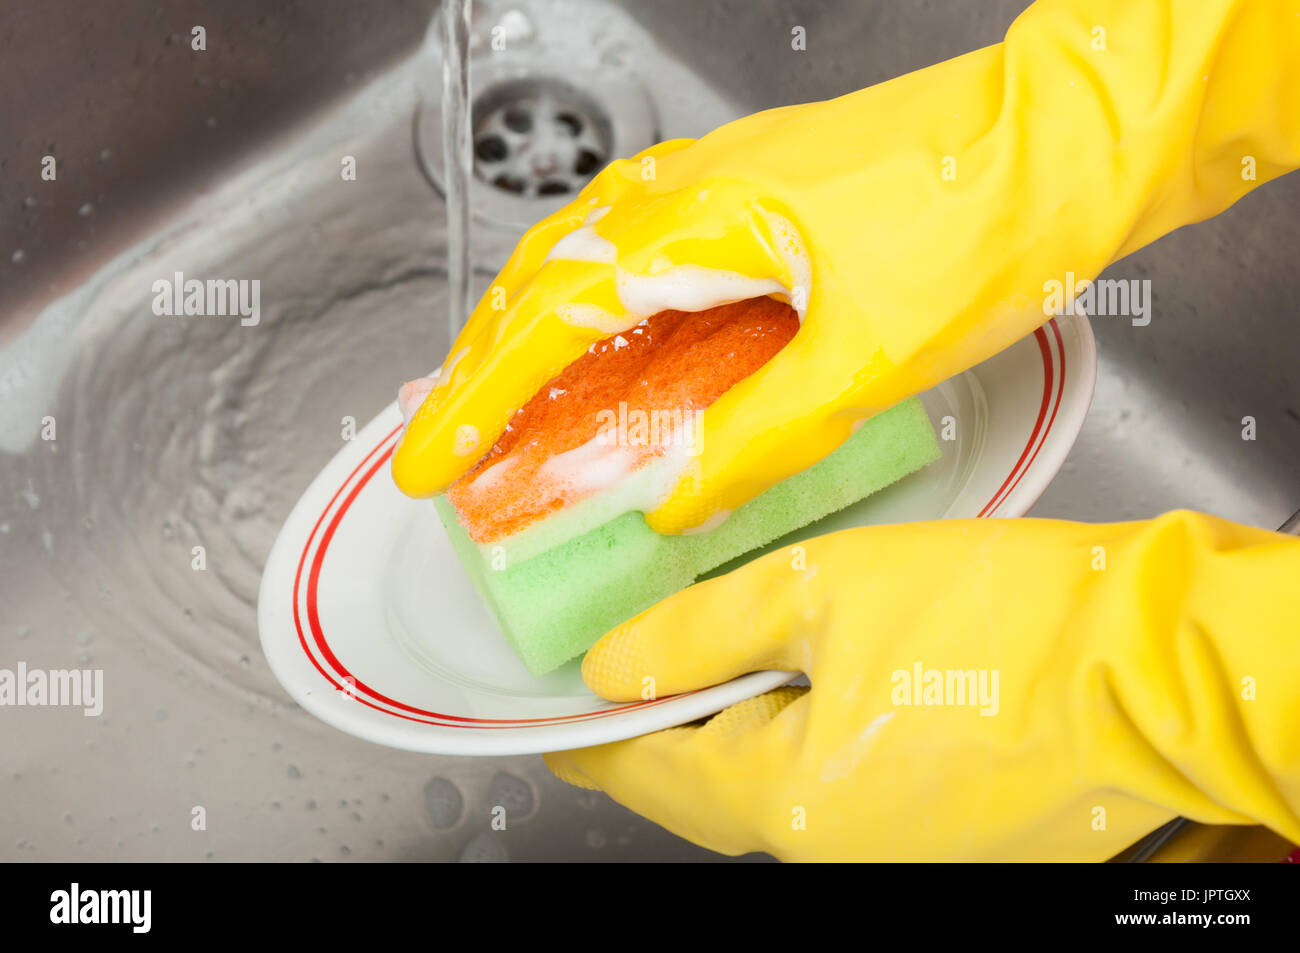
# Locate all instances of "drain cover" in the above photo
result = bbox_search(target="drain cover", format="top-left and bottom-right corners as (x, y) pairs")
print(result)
(418, 58), (657, 231)
(472, 79), (610, 198)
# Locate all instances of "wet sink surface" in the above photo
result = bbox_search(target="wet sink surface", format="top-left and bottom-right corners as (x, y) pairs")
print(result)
(2, 0), (1297, 862)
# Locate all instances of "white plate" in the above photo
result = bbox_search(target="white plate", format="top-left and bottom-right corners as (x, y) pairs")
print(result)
(259, 314), (1095, 755)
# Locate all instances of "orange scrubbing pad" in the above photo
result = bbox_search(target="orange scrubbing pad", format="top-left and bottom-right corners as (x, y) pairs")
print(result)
(447, 296), (799, 544)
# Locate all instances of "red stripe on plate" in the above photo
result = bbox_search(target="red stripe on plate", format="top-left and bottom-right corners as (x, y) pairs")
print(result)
(997, 318), (1068, 513)
(978, 320), (1064, 516)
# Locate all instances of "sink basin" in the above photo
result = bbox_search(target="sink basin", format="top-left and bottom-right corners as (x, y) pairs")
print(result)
(1, 0), (1296, 862)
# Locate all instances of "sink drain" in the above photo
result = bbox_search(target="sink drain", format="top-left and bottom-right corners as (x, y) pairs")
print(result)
(417, 57), (657, 232)
(472, 79), (610, 198)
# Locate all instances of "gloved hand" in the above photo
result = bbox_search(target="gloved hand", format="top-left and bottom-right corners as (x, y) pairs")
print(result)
(393, 0), (1300, 533)
(545, 511), (1300, 861)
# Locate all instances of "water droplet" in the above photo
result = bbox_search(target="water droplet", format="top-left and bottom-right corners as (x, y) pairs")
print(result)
(11, 249), (24, 264)
(458, 832), (508, 863)
(154, 709), (167, 721)
(488, 772), (535, 819)
(424, 777), (463, 829)
(287, 764), (301, 780)
(77, 202), (94, 217)
(584, 828), (607, 849)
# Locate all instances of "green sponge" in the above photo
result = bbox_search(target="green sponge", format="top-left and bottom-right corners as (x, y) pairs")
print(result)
(437, 397), (940, 675)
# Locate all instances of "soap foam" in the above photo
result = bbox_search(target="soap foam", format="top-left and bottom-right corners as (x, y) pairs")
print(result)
(541, 202), (814, 323)
(469, 454), (518, 492)
(762, 209), (812, 319)
(556, 303), (630, 335)
(615, 265), (788, 318)
(540, 430), (687, 506)
(397, 378), (436, 426)
(540, 434), (642, 496)
(485, 441), (688, 565)
(453, 423), (480, 456)
(544, 223), (618, 265)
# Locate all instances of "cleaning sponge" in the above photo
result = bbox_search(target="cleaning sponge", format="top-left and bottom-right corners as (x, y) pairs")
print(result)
(436, 395), (939, 674)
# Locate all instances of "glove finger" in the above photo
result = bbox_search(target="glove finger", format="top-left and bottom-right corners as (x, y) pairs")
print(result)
(546, 685), (809, 856)
(582, 520), (1003, 701)
(581, 539), (838, 701)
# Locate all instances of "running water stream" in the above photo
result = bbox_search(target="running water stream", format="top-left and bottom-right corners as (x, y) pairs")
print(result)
(440, 0), (474, 341)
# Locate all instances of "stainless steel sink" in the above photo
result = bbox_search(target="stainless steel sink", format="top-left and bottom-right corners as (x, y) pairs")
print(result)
(2, 0), (1296, 862)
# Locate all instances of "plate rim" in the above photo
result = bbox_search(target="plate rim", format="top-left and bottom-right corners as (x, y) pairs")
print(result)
(984, 314), (1097, 518)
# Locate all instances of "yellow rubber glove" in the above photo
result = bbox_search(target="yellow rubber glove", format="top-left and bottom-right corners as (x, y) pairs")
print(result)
(545, 512), (1300, 861)
(394, 0), (1300, 533)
